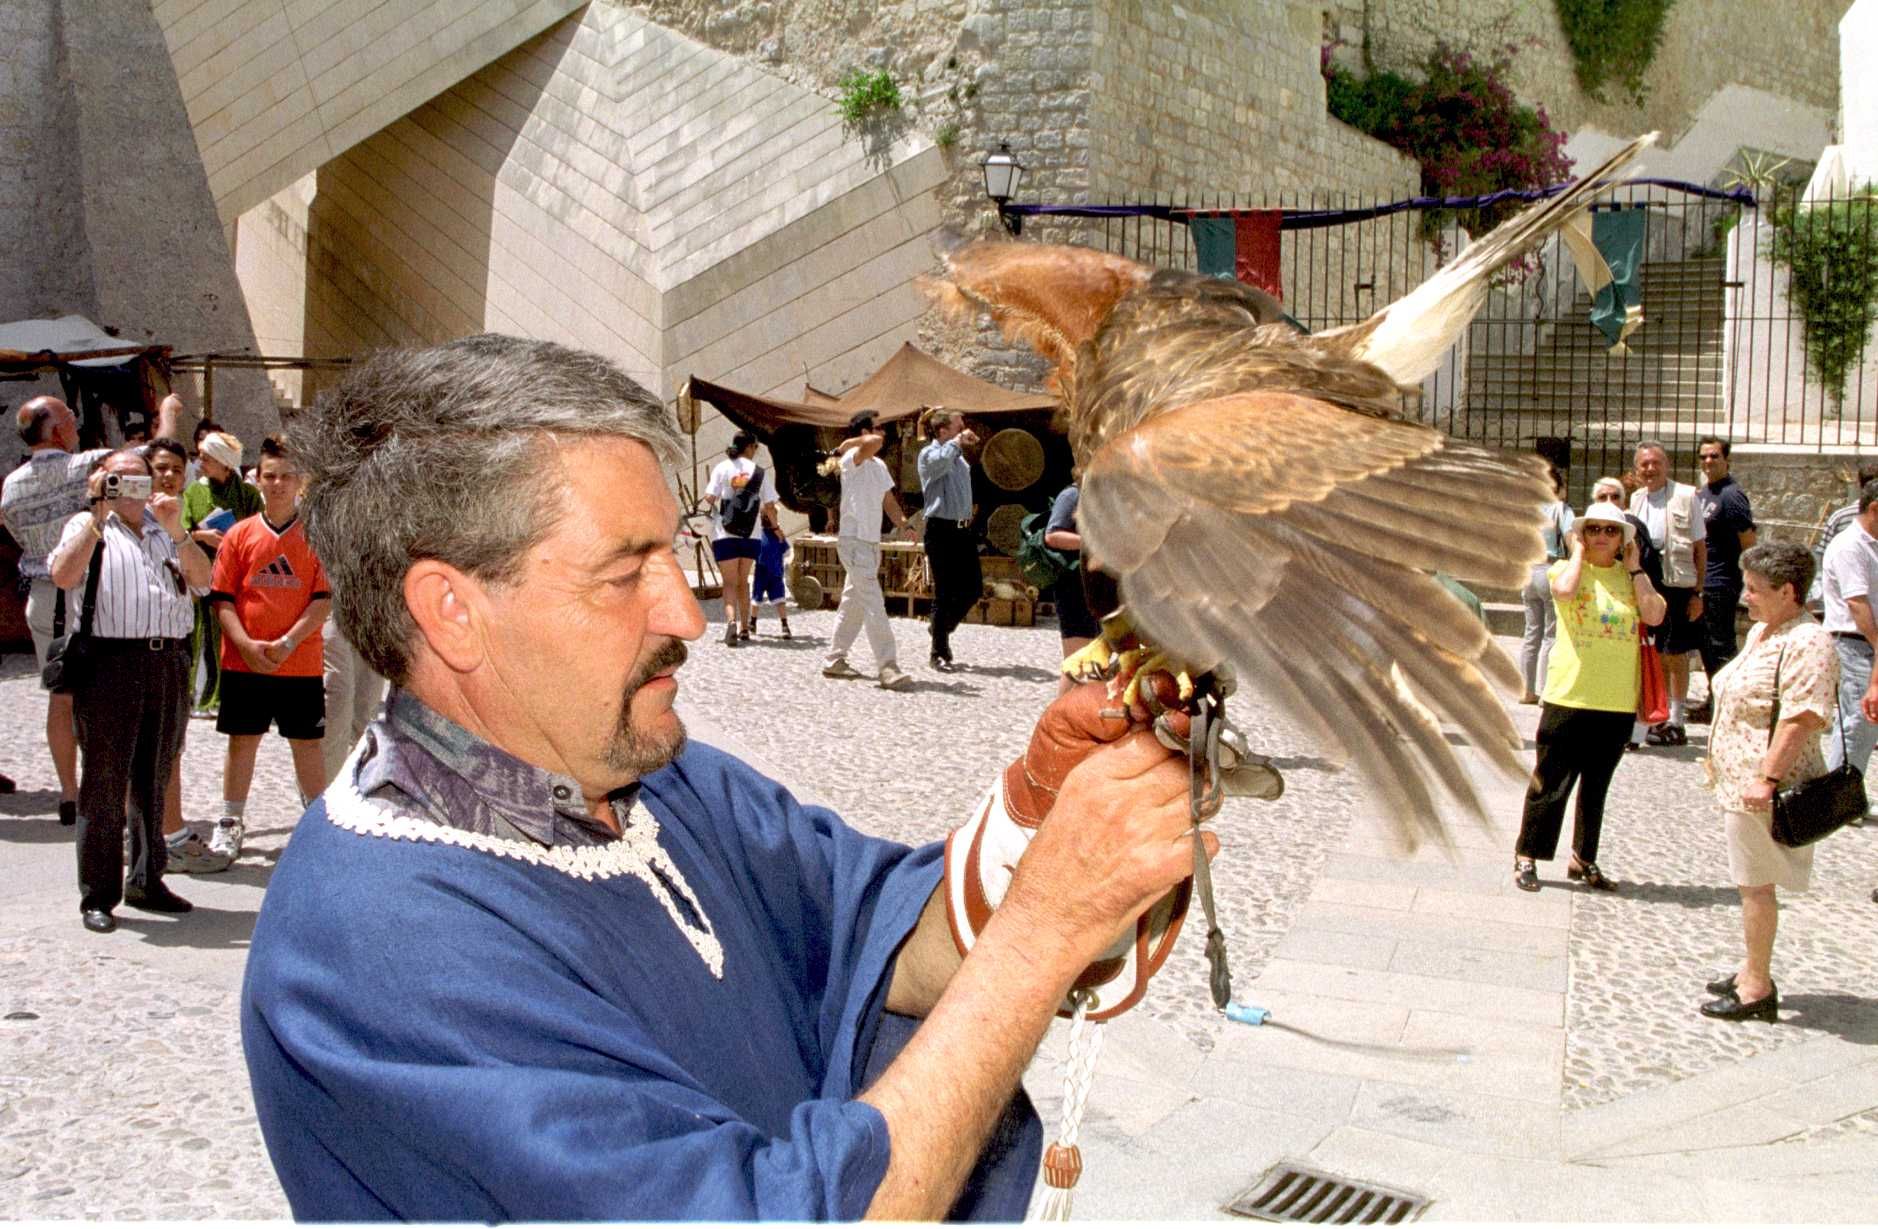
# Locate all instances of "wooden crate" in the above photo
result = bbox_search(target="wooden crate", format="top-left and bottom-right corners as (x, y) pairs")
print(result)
(787, 535), (1037, 626)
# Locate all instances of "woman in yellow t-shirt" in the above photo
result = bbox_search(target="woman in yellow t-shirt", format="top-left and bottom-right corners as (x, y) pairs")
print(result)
(1514, 502), (1667, 892)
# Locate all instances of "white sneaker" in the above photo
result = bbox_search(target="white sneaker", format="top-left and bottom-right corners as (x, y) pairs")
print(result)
(822, 658), (864, 679)
(877, 664), (913, 691)
(205, 816), (244, 868)
(164, 827), (216, 874)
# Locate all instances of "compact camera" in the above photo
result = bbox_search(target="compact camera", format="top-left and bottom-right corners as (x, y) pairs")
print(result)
(101, 473), (153, 501)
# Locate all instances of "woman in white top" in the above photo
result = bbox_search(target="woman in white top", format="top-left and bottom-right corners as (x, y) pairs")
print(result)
(703, 432), (778, 646)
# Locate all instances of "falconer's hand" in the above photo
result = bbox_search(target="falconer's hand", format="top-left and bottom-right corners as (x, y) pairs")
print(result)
(944, 680), (1213, 1021)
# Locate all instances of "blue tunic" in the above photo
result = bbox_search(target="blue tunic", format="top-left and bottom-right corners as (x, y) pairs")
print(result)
(240, 741), (1040, 1220)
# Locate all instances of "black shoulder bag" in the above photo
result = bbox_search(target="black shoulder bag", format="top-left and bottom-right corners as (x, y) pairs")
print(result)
(1768, 645), (1866, 847)
(40, 534), (105, 695)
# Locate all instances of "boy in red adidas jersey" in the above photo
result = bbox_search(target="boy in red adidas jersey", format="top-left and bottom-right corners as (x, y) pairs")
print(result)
(203, 436), (331, 870)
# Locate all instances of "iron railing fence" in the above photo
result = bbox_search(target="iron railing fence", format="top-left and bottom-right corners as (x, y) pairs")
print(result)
(1073, 185), (1875, 507)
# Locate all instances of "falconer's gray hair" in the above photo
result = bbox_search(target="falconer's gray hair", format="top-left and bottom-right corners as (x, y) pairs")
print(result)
(293, 334), (683, 684)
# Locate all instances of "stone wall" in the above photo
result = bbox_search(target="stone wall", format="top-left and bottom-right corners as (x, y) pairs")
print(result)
(1325, 0), (1846, 178)
(1729, 446), (1870, 545)
(0, 0), (271, 442)
(151, 0), (584, 223)
(622, 0), (1424, 392)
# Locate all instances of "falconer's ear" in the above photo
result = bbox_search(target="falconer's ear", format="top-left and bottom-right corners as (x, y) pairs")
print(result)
(404, 560), (486, 675)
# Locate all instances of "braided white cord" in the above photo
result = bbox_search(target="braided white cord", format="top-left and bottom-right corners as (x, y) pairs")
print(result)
(1037, 994), (1105, 1221)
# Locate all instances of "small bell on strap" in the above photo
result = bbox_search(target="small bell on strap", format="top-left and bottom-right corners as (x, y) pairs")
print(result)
(1037, 990), (1105, 1221)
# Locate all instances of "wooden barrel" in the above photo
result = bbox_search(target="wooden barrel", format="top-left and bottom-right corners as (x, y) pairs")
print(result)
(982, 428), (1045, 491)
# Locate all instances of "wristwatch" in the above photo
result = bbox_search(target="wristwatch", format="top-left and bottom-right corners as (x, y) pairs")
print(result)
(1628, 569), (1644, 576)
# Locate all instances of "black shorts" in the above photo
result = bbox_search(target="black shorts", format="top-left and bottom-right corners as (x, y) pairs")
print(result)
(217, 671), (326, 740)
(1654, 586), (1704, 655)
(712, 536), (760, 563)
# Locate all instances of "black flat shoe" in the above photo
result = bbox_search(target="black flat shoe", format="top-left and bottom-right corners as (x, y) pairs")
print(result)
(1568, 861), (1618, 892)
(1514, 858), (1539, 892)
(1706, 971), (1739, 996)
(81, 908), (116, 934)
(1701, 985), (1777, 1023)
(778, 618), (792, 640)
(930, 655), (953, 673)
(124, 884), (193, 914)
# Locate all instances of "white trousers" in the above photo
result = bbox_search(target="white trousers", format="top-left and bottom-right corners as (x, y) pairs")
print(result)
(827, 537), (897, 670)
(322, 617), (387, 788)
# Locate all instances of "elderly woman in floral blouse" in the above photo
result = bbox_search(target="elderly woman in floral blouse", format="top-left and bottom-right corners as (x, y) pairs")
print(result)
(1701, 542), (1837, 1023)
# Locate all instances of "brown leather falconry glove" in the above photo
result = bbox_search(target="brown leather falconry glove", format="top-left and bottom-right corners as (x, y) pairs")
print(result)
(945, 678), (1193, 1022)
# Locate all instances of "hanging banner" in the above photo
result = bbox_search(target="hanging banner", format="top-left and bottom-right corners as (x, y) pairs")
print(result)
(1588, 207), (1647, 355)
(1185, 211), (1285, 300)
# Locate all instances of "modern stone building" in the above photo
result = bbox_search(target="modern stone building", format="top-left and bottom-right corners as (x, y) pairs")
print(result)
(1, 0), (1856, 492)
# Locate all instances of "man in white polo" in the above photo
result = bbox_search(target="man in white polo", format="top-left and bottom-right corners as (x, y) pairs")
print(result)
(1629, 440), (1706, 746)
(1820, 480), (1878, 828)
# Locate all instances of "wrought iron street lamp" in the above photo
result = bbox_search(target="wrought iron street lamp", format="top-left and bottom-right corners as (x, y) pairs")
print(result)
(981, 142), (1026, 236)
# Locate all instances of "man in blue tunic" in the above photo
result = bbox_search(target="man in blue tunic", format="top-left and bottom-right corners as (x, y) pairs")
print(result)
(240, 335), (1208, 1221)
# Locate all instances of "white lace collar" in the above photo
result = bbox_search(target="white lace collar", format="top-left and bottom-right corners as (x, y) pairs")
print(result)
(324, 759), (724, 979)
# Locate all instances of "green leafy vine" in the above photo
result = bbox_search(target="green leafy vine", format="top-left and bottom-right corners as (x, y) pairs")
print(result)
(836, 69), (903, 125)
(1769, 189), (1878, 406)
(1553, 0), (1676, 107)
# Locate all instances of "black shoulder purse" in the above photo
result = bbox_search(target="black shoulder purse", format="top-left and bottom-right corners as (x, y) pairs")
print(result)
(1768, 646), (1866, 847)
(40, 534), (105, 695)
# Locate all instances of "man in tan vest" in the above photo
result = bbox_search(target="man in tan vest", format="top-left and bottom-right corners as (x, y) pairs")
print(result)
(1629, 440), (1707, 746)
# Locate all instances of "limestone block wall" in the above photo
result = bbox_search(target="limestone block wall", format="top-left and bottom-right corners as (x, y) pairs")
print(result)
(239, 3), (948, 490)
(1325, 0), (1846, 180)
(624, 0), (1425, 396)
(153, 0), (585, 224)
(0, 0), (271, 441)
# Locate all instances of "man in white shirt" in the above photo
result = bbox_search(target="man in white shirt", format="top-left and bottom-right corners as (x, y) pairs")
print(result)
(1629, 440), (1706, 746)
(821, 411), (914, 690)
(2, 395), (180, 821)
(45, 449), (210, 933)
(1820, 481), (1878, 811)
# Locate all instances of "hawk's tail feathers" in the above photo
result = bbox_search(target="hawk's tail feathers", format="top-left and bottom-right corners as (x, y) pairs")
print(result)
(1324, 132), (1659, 388)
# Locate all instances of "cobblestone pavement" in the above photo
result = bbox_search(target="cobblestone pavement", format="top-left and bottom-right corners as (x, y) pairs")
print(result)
(1563, 716), (1878, 1114)
(3, 605), (1875, 1217)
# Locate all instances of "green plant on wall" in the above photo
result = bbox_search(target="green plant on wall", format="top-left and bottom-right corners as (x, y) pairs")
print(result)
(836, 69), (902, 125)
(1769, 189), (1878, 407)
(1554, 0), (1676, 106)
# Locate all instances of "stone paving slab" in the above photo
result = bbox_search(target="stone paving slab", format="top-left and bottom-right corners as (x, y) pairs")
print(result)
(4, 613), (1878, 1218)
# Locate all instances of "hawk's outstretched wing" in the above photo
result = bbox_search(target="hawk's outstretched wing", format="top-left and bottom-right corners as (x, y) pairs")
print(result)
(1078, 391), (1553, 843)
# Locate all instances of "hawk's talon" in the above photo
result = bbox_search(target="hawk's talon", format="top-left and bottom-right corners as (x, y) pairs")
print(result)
(1061, 636), (1119, 683)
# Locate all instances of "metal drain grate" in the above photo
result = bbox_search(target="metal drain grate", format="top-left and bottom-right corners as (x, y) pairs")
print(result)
(1225, 1163), (1429, 1224)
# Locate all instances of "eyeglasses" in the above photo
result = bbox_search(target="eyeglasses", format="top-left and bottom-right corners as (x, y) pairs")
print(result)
(1582, 524), (1622, 537)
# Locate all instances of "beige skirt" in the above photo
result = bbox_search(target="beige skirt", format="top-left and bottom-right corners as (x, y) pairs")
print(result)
(1723, 807), (1814, 892)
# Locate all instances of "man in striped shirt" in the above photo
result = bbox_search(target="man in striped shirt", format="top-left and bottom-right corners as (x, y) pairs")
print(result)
(3, 395), (180, 820)
(45, 448), (210, 934)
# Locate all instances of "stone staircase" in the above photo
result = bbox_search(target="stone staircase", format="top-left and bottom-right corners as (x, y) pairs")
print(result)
(1463, 257), (1728, 443)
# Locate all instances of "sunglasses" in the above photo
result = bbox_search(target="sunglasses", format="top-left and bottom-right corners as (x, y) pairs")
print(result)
(1582, 524), (1622, 536)
(1593, 491), (1622, 502)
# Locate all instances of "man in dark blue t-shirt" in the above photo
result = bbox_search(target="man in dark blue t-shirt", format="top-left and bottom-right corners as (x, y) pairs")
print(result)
(1693, 436), (1757, 716)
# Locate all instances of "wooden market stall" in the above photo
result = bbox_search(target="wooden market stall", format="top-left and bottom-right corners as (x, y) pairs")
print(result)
(687, 344), (1065, 626)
